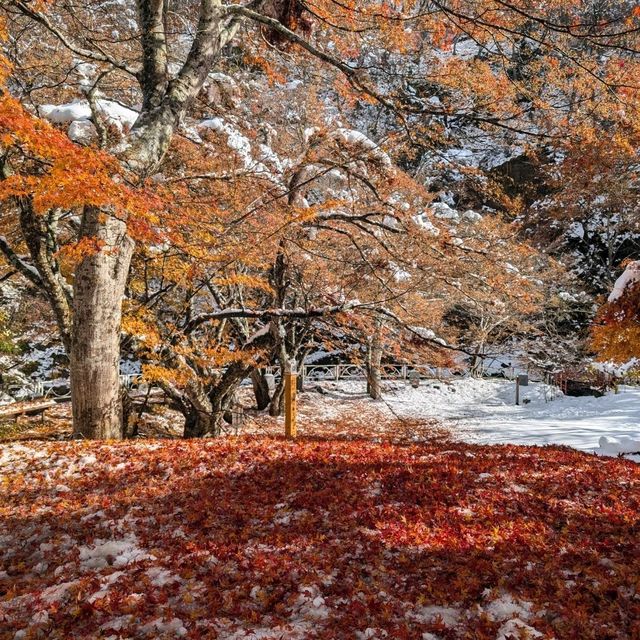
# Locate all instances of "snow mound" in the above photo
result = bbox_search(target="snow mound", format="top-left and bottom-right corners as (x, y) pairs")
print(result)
(68, 119), (97, 144)
(40, 99), (139, 134)
(293, 584), (330, 621)
(140, 617), (187, 637)
(333, 128), (392, 170)
(496, 619), (543, 639)
(597, 436), (640, 457)
(411, 604), (462, 627)
(414, 212), (440, 236)
(78, 534), (155, 570)
(484, 592), (533, 622)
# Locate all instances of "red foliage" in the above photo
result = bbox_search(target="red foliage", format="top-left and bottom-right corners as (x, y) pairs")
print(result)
(592, 282), (640, 364)
(0, 436), (638, 639)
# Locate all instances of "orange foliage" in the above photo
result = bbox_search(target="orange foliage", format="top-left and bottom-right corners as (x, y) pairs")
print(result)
(592, 283), (640, 365)
(0, 95), (161, 232)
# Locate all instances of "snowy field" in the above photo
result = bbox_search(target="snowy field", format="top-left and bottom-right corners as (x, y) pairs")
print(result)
(298, 378), (640, 461)
(2, 379), (639, 638)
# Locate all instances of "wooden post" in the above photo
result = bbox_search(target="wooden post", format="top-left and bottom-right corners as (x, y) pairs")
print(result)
(285, 360), (297, 439)
(515, 378), (520, 406)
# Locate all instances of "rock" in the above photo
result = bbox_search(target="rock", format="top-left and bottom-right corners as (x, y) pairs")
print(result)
(68, 119), (98, 145)
(565, 380), (604, 397)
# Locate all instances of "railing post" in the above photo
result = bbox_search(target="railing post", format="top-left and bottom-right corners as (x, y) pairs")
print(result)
(285, 359), (298, 439)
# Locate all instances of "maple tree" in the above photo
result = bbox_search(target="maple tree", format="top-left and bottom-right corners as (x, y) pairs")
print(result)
(120, 119), (460, 434)
(0, 1), (639, 437)
(591, 261), (640, 370)
(434, 214), (547, 376)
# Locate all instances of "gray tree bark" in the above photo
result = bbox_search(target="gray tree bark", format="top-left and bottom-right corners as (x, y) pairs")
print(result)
(367, 320), (383, 400)
(71, 208), (135, 438)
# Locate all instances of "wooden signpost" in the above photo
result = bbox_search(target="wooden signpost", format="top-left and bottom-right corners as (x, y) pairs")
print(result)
(285, 360), (298, 439)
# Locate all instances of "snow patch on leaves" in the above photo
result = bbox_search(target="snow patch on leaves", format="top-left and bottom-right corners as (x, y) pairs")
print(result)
(78, 534), (155, 570)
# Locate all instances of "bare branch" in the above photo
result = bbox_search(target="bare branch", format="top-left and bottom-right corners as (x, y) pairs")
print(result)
(8, 1), (138, 76)
(0, 235), (43, 288)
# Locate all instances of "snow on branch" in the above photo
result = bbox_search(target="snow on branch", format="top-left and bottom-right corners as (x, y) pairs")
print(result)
(608, 261), (640, 303)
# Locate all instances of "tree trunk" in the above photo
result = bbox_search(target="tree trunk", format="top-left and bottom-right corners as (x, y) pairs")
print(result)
(71, 208), (134, 439)
(367, 320), (383, 400)
(251, 369), (271, 410)
(208, 362), (251, 434)
(470, 344), (484, 378)
(268, 380), (285, 417)
(183, 409), (217, 438)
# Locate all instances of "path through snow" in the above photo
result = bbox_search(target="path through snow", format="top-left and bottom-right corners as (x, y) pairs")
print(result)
(301, 379), (640, 460)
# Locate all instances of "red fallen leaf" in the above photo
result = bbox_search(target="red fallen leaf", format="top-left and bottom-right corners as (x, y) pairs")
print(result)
(0, 436), (638, 639)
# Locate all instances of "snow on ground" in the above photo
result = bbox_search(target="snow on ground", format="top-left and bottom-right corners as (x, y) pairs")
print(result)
(386, 378), (640, 458)
(3, 376), (639, 462)
(293, 378), (640, 461)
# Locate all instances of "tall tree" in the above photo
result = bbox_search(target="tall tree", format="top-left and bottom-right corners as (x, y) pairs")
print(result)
(1, 0), (639, 437)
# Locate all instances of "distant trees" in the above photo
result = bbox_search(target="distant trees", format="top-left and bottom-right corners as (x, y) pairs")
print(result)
(526, 113), (640, 295)
(432, 211), (565, 375)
